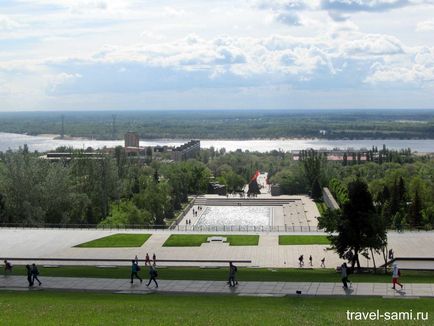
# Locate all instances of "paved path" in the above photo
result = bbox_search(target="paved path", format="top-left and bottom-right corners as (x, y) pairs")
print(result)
(1, 276), (433, 297)
(2, 229), (434, 268)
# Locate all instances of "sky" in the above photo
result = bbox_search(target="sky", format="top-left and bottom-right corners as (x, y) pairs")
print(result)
(0, 0), (434, 111)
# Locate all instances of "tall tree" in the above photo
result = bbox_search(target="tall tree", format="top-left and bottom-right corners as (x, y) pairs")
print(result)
(409, 189), (422, 227)
(319, 179), (387, 271)
(301, 149), (325, 197)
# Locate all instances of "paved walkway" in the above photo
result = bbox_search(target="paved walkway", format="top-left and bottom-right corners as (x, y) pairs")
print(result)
(1, 276), (433, 297)
(2, 229), (434, 268)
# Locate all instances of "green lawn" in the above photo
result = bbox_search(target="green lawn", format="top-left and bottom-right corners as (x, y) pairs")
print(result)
(315, 201), (328, 217)
(75, 233), (151, 248)
(279, 235), (330, 245)
(1, 291), (432, 325)
(8, 266), (434, 284)
(163, 234), (259, 246)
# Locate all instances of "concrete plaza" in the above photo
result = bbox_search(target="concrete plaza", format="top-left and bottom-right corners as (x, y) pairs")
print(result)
(1, 228), (433, 269)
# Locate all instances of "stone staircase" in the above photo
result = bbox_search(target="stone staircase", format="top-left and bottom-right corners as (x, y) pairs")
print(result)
(194, 197), (300, 206)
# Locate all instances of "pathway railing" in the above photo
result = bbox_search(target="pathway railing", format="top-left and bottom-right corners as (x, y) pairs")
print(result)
(1, 257), (252, 266)
(0, 222), (321, 232)
(1, 223), (430, 232)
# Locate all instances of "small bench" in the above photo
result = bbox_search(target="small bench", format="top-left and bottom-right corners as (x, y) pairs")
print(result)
(207, 236), (227, 243)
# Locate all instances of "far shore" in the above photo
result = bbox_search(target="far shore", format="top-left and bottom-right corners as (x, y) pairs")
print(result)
(30, 133), (434, 142)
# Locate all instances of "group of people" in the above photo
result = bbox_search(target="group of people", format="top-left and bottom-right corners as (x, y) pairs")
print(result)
(340, 262), (403, 290)
(137, 253), (157, 267)
(4, 260), (42, 287)
(130, 255), (159, 288)
(26, 264), (42, 286)
(298, 255), (326, 268)
(3, 253), (404, 292)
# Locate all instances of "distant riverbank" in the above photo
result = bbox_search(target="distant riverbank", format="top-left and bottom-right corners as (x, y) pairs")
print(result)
(2, 132), (434, 153)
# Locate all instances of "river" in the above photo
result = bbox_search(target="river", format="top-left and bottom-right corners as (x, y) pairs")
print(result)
(0, 132), (433, 153)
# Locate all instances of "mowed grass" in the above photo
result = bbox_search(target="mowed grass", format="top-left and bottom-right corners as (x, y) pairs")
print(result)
(163, 234), (259, 246)
(279, 235), (330, 245)
(8, 266), (434, 283)
(1, 291), (433, 325)
(75, 233), (151, 248)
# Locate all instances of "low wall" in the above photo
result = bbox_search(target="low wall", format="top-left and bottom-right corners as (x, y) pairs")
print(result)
(322, 187), (340, 210)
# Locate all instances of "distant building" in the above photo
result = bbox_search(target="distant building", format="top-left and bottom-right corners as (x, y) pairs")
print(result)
(39, 152), (106, 162)
(171, 140), (200, 161)
(124, 132), (139, 148)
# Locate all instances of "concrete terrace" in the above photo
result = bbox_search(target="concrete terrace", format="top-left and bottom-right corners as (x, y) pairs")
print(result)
(1, 229), (433, 269)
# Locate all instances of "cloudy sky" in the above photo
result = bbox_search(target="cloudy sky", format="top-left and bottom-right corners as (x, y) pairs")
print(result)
(1, 0), (434, 111)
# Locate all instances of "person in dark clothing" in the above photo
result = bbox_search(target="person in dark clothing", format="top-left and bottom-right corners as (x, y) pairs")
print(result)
(3, 260), (12, 274)
(341, 263), (351, 289)
(146, 265), (158, 288)
(152, 253), (157, 266)
(25, 265), (33, 286)
(130, 260), (142, 284)
(309, 255), (313, 267)
(31, 263), (42, 286)
(298, 255), (304, 267)
(228, 262), (237, 287)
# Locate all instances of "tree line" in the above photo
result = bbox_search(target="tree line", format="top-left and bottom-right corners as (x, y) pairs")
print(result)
(1, 110), (433, 140)
(0, 145), (433, 231)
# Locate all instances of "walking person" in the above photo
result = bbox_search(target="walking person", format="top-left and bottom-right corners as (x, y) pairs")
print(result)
(31, 263), (42, 286)
(309, 255), (313, 267)
(388, 249), (394, 260)
(341, 263), (351, 289)
(146, 265), (158, 288)
(145, 253), (150, 266)
(3, 260), (12, 274)
(320, 257), (326, 268)
(227, 262), (236, 287)
(298, 255), (304, 267)
(152, 253), (157, 266)
(130, 260), (142, 284)
(25, 265), (33, 287)
(392, 263), (403, 290)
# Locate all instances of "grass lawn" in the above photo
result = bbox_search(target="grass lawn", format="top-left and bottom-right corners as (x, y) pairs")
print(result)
(1, 291), (432, 325)
(315, 201), (328, 217)
(163, 234), (259, 246)
(75, 233), (151, 248)
(279, 235), (330, 245)
(8, 266), (434, 284)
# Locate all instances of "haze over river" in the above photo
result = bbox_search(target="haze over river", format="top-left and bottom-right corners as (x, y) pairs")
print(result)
(1, 132), (434, 153)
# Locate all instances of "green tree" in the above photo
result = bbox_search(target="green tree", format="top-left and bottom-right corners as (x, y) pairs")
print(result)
(408, 189), (422, 227)
(319, 179), (387, 271)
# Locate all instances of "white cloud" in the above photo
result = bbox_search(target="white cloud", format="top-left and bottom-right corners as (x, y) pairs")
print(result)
(0, 15), (22, 31)
(416, 20), (434, 31)
(366, 47), (434, 84)
(1, 0), (434, 110)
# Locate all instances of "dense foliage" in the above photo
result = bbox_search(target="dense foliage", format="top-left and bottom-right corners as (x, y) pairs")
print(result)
(0, 149), (211, 226)
(0, 145), (433, 230)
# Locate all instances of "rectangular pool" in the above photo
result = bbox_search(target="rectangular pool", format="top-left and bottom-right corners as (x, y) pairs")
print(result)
(196, 206), (271, 226)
